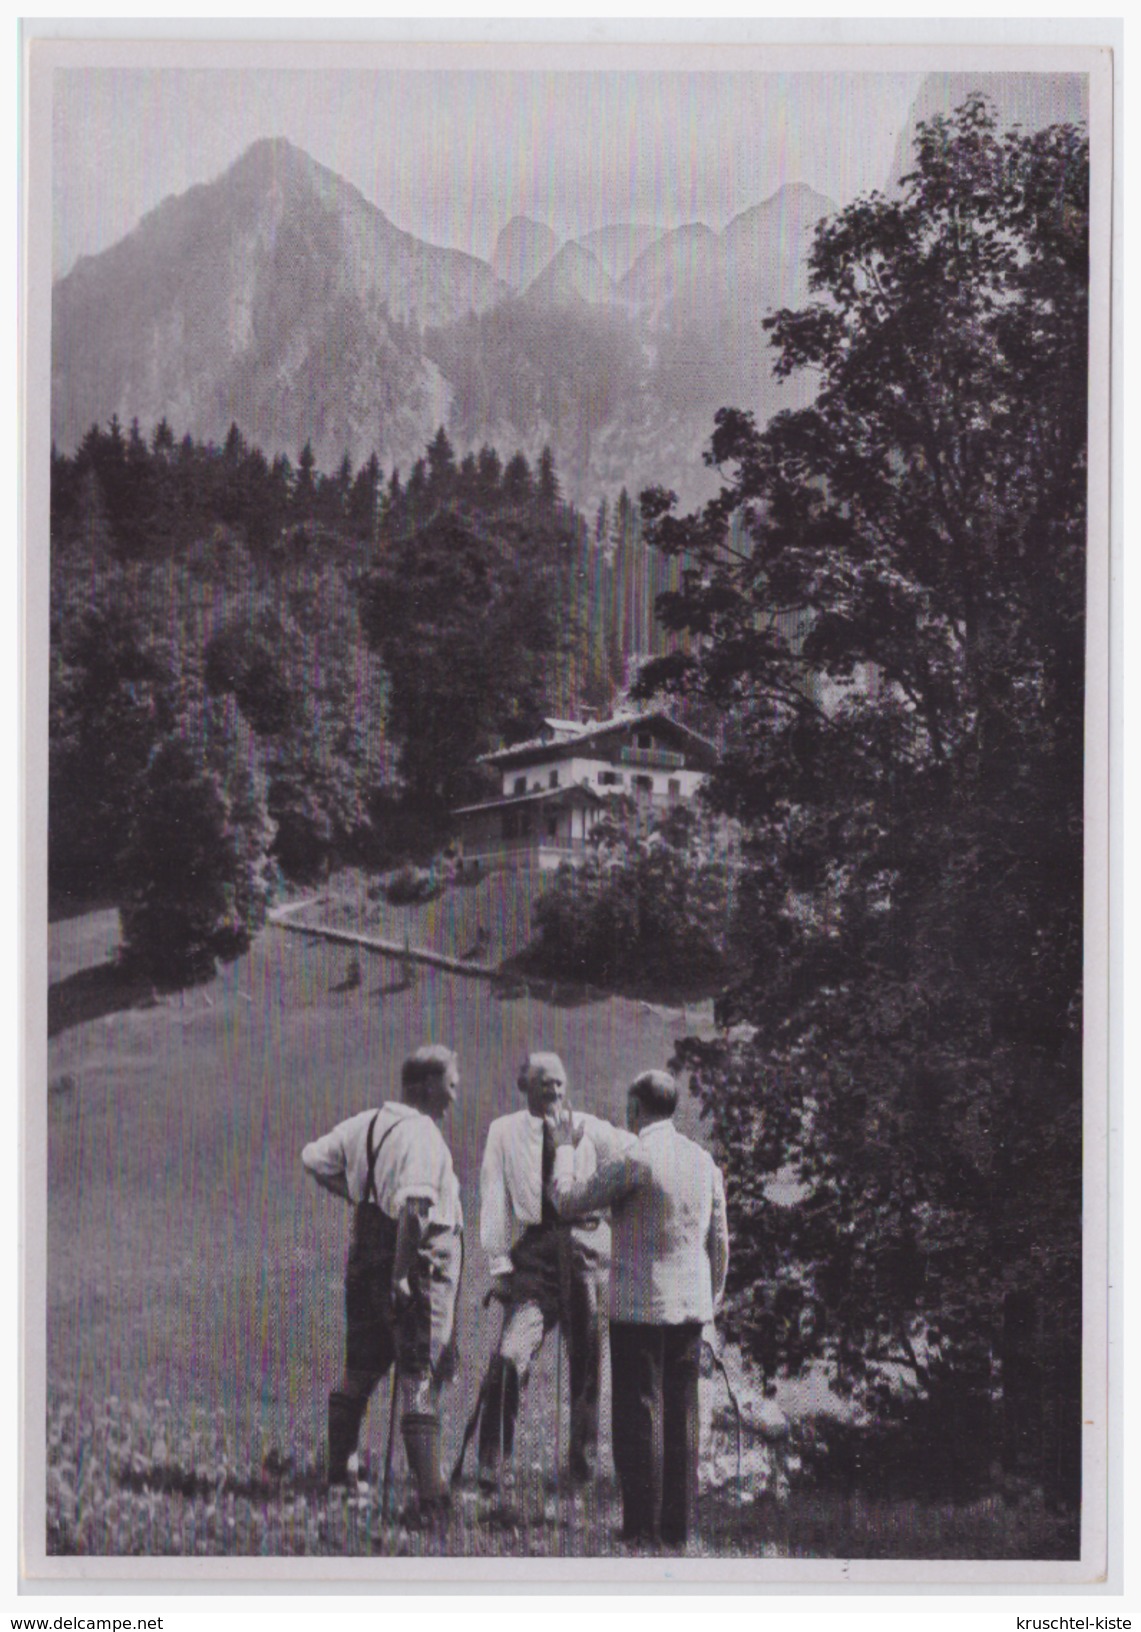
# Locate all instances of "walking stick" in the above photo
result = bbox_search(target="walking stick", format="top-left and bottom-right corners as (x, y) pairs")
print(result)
(702, 1339), (743, 1502)
(450, 1286), (506, 1486)
(555, 1322), (564, 1495)
(451, 1368), (491, 1486)
(381, 1359), (400, 1519)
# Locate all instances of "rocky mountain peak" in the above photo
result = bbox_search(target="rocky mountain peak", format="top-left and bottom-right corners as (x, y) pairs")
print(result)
(491, 216), (562, 289)
(523, 240), (614, 309)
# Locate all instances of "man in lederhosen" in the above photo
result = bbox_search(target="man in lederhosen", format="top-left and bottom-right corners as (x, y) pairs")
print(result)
(302, 1044), (463, 1515)
(476, 1051), (631, 1491)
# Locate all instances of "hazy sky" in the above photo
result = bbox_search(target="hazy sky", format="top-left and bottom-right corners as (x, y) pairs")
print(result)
(52, 67), (929, 278)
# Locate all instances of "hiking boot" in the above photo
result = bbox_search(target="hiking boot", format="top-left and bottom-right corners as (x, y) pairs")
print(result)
(568, 1450), (595, 1485)
(400, 1492), (452, 1530)
(327, 1390), (366, 1487)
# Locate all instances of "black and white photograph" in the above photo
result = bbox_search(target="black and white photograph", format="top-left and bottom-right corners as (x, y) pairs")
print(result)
(21, 28), (1116, 1590)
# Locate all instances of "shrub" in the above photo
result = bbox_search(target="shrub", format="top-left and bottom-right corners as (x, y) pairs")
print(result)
(385, 862), (441, 905)
(526, 805), (734, 996)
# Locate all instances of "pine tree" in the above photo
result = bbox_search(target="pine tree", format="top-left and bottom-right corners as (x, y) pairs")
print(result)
(476, 445), (502, 499)
(502, 450), (532, 504)
(538, 444), (560, 504)
(426, 424), (457, 494)
(293, 440), (317, 519)
(348, 452), (381, 542)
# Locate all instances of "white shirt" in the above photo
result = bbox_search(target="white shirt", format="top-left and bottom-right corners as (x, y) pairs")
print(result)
(551, 1119), (729, 1325)
(478, 1108), (632, 1277)
(302, 1102), (463, 1232)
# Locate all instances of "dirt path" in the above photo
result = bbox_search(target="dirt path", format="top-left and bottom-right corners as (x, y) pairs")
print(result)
(268, 897), (498, 977)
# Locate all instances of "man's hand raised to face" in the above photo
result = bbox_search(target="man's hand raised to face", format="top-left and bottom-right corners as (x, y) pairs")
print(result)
(543, 1104), (582, 1149)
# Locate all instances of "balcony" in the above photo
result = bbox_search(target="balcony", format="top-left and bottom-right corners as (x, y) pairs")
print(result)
(618, 745), (686, 771)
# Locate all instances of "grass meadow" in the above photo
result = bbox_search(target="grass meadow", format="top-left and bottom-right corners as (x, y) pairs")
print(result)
(43, 888), (1069, 1562)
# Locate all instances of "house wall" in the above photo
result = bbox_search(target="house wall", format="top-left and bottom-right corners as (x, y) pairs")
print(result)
(500, 754), (706, 803)
(456, 796), (604, 864)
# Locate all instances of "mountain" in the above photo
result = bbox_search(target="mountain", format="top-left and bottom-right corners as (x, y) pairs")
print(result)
(51, 138), (506, 472)
(491, 216), (562, 289)
(523, 241), (615, 309)
(720, 183), (834, 307)
(620, 222), (722, 326)
(52, 140), (837, 509)
(617, 186), (834, 332)
(575, 224), (658, 283)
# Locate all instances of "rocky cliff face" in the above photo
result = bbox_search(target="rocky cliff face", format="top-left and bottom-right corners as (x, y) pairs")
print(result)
(52, 138), (504, 479)
(52, 136), (831, 506)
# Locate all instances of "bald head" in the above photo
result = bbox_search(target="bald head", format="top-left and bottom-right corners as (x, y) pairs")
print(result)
(518, 1051), (568, 1117)
(626, 1069), (678, 1131)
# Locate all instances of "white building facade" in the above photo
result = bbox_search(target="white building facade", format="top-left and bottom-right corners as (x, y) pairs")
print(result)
(451, 711), (717, 870)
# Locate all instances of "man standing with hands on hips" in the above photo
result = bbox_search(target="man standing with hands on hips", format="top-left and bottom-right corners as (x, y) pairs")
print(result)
(301, 1044), (464, 1521)
(545, 1069), (729, 1549)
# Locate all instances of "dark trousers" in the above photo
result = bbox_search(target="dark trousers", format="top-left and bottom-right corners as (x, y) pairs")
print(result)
(609, 1319), (703, 1545)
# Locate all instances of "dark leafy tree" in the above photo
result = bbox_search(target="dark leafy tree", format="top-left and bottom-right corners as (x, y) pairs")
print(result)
(639, 98), (1087, 1512)
(203, 612), (300, 737)
(49, 565), (174, 901)
(360, 510), (560, 821)
(118, 701), (275, 983)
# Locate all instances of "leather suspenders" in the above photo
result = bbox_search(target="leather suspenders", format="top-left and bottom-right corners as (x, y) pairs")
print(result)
(363, 1110), (402, 1209)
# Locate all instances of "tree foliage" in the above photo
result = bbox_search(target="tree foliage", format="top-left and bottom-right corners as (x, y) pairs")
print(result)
(118, 702), (275, 982)
(49, 560), (175, 899)
(360, 507), (564, 822)
(49, 413), (707, 968)
(526, 804), (735, 996)
(639, 98), (1087, 1506)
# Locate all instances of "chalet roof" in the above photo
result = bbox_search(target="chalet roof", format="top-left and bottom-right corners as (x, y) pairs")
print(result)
(481, 709), (717, 771)
(451, 782), (605, 819)
(541, 717), (590, 738)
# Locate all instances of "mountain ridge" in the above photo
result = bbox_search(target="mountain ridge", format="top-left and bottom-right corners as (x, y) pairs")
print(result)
(51, 141), (838, 506)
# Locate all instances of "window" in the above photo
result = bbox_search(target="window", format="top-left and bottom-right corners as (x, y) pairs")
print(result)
(546, 817), (558, 839)
(633, 773), (653, 795)
(549, 769), (559, 788)
(637, 732), (653, 749)
(599, 770), (622, 786)
(668, 778), (681, 801)
(513, 776), (526, 796)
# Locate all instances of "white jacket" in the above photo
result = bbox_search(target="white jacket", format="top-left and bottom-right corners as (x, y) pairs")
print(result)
(551, 1118), (729, 1325)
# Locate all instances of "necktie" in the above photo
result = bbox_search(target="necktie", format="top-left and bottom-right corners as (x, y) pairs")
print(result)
(540, 1121), (557, 1225)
